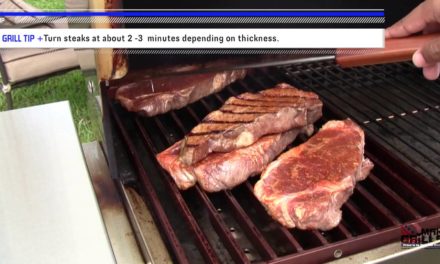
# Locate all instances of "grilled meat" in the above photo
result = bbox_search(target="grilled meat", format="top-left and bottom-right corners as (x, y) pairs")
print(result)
(180, 83), (323, 165)
(157, 128), (307, 192)
(254, 119), (374, 230)
(115, 69), (246, 117)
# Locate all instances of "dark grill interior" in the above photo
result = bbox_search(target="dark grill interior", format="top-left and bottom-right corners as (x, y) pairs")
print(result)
(105, 61), (440, 263)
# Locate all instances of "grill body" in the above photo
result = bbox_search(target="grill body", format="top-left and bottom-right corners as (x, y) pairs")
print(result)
(102, 61), (440, 263)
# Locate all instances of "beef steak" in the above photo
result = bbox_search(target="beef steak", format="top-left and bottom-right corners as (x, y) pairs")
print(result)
(254, 119), (374, 230)
(115, 69), (246, 117)
(180, 83), (322, 165)
(157, 128), (306, 192)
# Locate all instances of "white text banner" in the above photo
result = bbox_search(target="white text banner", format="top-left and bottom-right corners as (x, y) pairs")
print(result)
(0, 28), (384, 48)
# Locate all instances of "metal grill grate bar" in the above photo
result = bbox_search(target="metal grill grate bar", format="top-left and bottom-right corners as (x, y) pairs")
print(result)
(183, 75), (331, 255)
(193, 186), (251, 263)
(135, 118), (221, 264)
(343, 201), (376, 233)
(166, 107), (256, 263)
(110, 107), (190, 264)
(241, 182), (305, 254)
(329, 66), (440, 144)
(272, 63), (440, 213)
(366, 151), (439, 215)
(296, 66), (440, 169)
(106, 63), (440, 263)
(373, 63), (440, 132)
(356, 65), (440, 116)
(333, 223), (352, 239)
(365, 136), (440, 207)
(393, 63), (440, 98)
(248, 69), (395, 233)
(353, 185), (400, 227)
(223, 191), (278, 260)
(152, 114), (251, 263)
(364, 173), (421, 221)
(347, 66), (440, 143)
(176, 94), (279, 262)
(276, 64), (440, 184)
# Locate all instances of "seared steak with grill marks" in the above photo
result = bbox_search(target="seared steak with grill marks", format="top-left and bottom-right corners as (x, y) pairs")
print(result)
(180, 83), (323, 165)
(157, 128), (307, 192)
(115, 69), (246, 117)
(254, 120), (373, 230)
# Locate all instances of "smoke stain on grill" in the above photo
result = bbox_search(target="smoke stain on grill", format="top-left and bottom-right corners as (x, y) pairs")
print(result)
(91, 173), (122, 211)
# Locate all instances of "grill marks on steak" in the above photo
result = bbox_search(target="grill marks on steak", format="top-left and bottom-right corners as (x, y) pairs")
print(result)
(180, 83), (323, 165)
(156, 129), (303, 192)
(115, 69), (246, 117)
(254, 119), (374, 231)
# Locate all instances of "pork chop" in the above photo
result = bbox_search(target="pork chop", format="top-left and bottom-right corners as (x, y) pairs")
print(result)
(254, 119), (374, 230)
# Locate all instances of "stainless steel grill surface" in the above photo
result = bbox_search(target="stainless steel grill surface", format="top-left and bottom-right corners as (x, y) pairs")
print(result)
(104, 61), (440, 263)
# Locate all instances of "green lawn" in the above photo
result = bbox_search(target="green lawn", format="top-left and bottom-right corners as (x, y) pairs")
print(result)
(0, 0), (97, 142)
(26, 0), (64, 10)
(0, 70), (98, 142)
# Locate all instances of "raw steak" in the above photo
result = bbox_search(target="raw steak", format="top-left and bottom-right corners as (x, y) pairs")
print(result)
(180, 83), (322, 165)
(157, 128), (307, 192)
(115, 69), (246, 117)
(254, 119), (374, 230)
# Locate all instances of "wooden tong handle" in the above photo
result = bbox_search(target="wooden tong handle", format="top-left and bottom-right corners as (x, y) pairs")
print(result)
(336, 33), (440, 68)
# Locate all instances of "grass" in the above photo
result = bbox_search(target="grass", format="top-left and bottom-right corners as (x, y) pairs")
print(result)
(0, 70), (99, 142)
(25, 0), (64, 10)
(0, 0), (98, 143)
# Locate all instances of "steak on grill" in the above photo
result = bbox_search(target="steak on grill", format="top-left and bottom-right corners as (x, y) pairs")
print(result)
(180, 83), (323, 165)
(115, 69), (246, 117)
(157, 128), (308, 192)
(254, 119), (374, 230)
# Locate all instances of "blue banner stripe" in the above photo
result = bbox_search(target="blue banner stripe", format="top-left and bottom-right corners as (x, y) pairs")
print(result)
(0, 11), (384, 17)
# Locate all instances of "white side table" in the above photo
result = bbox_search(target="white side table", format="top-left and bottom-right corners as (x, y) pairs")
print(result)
(0, 101), (115, 264)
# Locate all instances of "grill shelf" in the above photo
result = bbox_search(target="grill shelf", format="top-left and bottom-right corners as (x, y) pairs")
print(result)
(105, 61), (440, 263)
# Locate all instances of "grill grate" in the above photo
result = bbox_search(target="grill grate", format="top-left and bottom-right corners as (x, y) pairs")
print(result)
(106, 62), (440, 263)
(278, 61), (440, 184)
